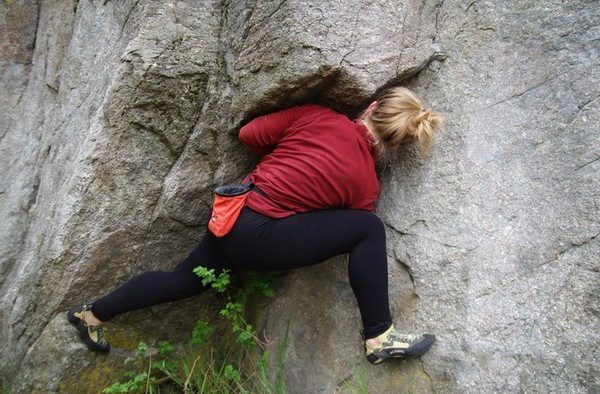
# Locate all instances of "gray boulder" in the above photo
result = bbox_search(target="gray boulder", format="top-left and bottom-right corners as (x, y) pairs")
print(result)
(0, 0), (598, 393)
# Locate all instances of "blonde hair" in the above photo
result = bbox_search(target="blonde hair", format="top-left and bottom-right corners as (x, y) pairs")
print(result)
(363, 87), (442, 156)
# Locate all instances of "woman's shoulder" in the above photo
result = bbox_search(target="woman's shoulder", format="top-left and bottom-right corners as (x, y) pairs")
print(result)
(273, 104), (351, 130)
(292, 103), (351, 123)
(293, 103), (335, 113)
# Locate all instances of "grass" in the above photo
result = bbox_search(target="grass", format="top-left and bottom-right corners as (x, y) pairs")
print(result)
(102, 270), (289, 393)
(102, 322), (289, 393)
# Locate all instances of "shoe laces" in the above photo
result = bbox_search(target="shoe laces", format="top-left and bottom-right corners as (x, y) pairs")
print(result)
(88, 324), (107, 343)
(80, 304), (107, 345)
(85, 322), (108, 346)
(387, 330), (422, 343)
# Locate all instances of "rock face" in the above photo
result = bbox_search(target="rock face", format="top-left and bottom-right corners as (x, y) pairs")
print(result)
(1, 0), (598, 393)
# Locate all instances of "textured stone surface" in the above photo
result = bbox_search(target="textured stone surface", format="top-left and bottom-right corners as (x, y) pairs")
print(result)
(1, 0), (598, 393)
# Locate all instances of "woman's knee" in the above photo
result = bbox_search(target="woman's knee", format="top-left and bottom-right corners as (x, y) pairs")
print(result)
(359, 211), (386, 239)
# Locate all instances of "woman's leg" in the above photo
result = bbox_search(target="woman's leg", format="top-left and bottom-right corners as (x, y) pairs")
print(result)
(221, 208), (392, 339)
(90, 230), (233, 322)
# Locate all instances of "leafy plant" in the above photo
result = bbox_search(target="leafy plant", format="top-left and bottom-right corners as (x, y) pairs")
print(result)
(342, 366), (369, 394)
(103, 268), (287, 393)
(0, 381), (10, 394)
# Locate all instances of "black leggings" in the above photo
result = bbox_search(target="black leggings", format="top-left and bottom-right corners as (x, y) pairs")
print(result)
(92, 207), (392, 338)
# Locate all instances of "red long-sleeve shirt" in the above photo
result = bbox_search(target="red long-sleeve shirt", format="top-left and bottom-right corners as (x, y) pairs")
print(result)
(240, 104), (380, 218)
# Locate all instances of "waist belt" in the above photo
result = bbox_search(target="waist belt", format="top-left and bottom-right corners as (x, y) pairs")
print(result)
(252, 185), (269, 199)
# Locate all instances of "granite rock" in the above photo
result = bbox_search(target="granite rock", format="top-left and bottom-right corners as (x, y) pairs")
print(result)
(0, 0), (598, 393)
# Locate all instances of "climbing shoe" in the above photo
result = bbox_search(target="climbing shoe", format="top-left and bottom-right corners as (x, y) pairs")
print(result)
(365, 325), (435, 364)
(67, 304), (110, 353)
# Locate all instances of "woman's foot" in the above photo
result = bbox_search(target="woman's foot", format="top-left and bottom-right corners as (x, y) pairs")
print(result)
(67, 304), (110, 353)
(365, 325), (435, 364)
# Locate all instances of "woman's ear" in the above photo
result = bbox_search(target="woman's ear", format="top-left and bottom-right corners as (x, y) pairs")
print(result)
(363, 101), (378, 118)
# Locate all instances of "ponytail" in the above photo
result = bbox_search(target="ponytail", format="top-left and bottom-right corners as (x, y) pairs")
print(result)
(366, 87), (442, 156)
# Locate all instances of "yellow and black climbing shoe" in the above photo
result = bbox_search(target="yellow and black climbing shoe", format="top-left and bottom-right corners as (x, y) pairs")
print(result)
(365, 325), (435, 364)
(67, 304), (110, 353)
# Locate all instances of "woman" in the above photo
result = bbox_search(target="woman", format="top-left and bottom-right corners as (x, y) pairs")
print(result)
(68, 87), (442, 365)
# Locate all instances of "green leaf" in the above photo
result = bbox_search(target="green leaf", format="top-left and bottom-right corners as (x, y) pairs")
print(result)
(158, 340), (173, 357)
(137, 341), (148, 357)
(223, 365), (241, 382)
(190, 320), (214, 346)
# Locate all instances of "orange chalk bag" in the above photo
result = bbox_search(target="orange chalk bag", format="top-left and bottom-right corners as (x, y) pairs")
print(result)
(208, 183), (253, 237)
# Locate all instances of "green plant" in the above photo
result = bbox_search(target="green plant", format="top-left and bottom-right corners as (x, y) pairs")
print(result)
(0, 380), (10, 394)
(194, 268), (276, 349)
(341, 366), (369, 394)
(103, 268), (287, 393)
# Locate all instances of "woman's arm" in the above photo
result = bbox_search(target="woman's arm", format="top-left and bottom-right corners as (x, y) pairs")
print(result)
(239, 105), (308, 156)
